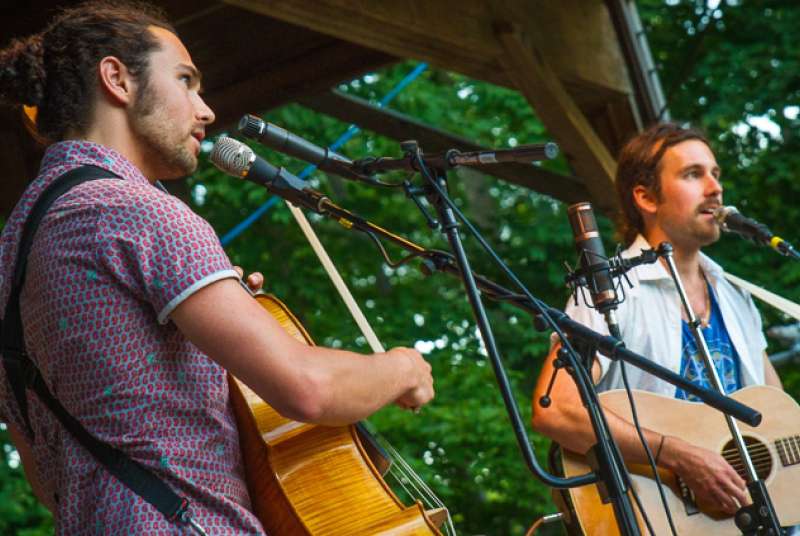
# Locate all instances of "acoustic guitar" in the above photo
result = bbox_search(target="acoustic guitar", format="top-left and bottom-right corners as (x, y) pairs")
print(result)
(228, 292), (449, 535)
(560, 386), (800, 535)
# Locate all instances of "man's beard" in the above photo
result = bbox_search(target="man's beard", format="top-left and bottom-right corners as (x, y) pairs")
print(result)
(692, 200), (723, 246)
(130, 84), (197, 179)
(691, 220), (721, 246)
(671, 213), (721, 248)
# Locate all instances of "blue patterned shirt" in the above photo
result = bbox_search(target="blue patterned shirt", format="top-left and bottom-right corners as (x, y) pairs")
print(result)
(675, 282), (742, 401)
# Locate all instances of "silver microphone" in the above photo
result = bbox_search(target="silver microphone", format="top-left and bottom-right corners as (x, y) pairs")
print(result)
(209, 136), (327, 211)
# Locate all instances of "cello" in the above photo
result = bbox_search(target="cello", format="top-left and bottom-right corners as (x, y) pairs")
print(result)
(229, 290), (451, 534)
(229, 198), (453, 534)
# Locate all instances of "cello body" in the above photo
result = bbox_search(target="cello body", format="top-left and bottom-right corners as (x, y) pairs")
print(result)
(228, 293), (443, 535)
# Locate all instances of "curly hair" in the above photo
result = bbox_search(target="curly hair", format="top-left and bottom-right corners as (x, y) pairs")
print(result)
(0, 1), (175, 143)
(615, 122), (711, 245)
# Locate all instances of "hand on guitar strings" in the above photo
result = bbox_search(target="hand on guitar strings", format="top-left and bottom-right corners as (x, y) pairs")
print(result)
(660, 435), (749, 515)
(234, 266), (265, 293)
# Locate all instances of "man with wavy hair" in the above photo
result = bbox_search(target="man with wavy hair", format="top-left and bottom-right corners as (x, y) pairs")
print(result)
(0, 2), (434, 533)
(531, 123), (782, 518)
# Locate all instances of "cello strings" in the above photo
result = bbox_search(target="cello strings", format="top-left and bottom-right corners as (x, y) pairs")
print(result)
(379, 437), (456, 535)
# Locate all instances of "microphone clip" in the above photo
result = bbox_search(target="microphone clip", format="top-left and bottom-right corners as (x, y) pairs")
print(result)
(564, 243), (667, 312)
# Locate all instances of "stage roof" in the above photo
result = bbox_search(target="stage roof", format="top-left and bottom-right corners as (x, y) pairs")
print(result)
(0, 0), (666, 216)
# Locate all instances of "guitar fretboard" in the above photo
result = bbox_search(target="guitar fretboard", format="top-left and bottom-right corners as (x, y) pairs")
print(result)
(775, 435), (800, 467)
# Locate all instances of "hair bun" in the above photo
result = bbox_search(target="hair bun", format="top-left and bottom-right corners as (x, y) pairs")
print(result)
(0, 34), (46, 107)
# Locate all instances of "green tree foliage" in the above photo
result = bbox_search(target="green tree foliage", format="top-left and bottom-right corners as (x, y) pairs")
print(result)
(0, 427), (52, 535)
(1, 1), (799, 534)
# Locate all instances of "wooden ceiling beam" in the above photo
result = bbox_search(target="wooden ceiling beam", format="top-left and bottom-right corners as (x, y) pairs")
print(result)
(494, 21), (618, 213)
(299, 90), (589, 204)
(223, 0), (509, 87)
(223, 1), (637, 105)
(204, 41), (394, 131)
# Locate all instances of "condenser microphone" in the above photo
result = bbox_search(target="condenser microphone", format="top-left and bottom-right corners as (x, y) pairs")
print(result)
(209, 136), (327, 212)
(567, 202), (621, 338)
(713, 205), (800, 259)
(237, 114), (371, 183)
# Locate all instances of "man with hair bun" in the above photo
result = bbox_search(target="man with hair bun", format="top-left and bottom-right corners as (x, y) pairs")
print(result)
(531, 123), (783, 518)
(0, 2), (435, 533)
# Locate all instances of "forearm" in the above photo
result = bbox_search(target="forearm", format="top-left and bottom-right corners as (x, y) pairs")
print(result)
(535, 391), (664, 465)
(532, 345), (663, 464)
(173, 279), (429, 425)
(292, 345), (419, 425)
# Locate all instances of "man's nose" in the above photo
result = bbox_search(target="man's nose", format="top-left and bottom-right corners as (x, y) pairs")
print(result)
(706, 173), (723, 196)
(196, 96), (215, 125)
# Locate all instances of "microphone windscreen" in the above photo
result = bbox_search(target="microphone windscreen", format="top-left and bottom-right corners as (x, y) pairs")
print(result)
(567, 202), (616, 313)
(713, 205), (739, 228)
(210, 136), (254, 177)
(238, 114), (263, 139)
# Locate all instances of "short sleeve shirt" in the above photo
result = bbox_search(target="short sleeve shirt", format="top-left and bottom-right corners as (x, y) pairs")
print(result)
(0, 141), (265, 534)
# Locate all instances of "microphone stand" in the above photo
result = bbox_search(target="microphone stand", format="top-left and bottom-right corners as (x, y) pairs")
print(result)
(659, 244), (784, 535)
(336, 142), (759, 535)
(230, 147), (764, 535)
(405, 144), (646, 535)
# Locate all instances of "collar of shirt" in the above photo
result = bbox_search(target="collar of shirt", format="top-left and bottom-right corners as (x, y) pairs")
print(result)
(622, 234), (725, 284)
(38, 140), (151, 187)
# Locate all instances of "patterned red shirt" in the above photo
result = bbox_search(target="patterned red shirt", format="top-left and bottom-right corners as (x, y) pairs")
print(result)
(0, 141), (265, 534)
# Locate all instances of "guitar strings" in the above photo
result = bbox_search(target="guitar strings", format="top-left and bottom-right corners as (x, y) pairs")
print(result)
(721, 447), (769, 457)
(722, 450), (771, 461)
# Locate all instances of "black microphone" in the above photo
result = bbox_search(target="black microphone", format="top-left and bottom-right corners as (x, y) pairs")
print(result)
(352, 143), (559, 175)
(237, 114), (371, 183)
(713, 205), (800, 259)
(446, 143), (559, 166)
(567, 202), (622, 338)
(209, 136), (328, 212)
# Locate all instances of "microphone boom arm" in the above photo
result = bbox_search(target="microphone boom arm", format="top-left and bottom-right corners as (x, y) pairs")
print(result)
(210, 138), (761, 499)
(238, 170), (763, 429)
(351, 143), (559, 176)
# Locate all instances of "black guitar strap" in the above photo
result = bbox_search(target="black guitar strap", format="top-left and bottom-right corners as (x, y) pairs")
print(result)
(0, 165), (203, 533)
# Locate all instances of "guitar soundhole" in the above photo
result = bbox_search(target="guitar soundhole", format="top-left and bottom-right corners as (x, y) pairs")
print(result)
(721, 436), (772, 481)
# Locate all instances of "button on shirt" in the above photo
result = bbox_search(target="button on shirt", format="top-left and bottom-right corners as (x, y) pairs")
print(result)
(0, 141), (265, 534)
(563, 235), (766, 396)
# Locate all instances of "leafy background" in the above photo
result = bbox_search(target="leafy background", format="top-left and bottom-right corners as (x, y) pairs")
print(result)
(2, 1), (799, 534)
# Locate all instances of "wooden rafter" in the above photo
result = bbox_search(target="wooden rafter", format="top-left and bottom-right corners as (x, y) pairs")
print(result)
(205, 42), (393, 130)
(494, 21), (619, 213)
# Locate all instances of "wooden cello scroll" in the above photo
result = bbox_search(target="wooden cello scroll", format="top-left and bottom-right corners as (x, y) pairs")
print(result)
(228, 291), (446, 535)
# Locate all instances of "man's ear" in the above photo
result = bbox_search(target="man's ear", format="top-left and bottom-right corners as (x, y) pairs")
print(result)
(97, 56), (134, 106)
(632, 184), (658, 217)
